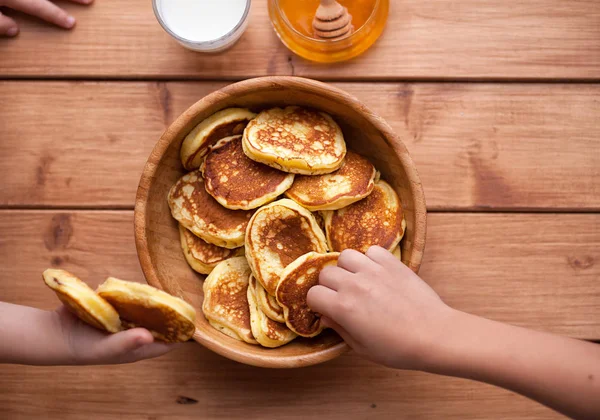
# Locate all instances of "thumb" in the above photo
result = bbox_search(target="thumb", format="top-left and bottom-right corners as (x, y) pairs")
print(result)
(92, 328), (176, 364)
(0, 12), (19, 37)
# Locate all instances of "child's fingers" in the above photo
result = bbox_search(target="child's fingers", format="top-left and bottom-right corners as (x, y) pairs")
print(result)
(337, 249), (373, 273)
(307, 284), (339, 319)
(4, 0), (75, 29)
(365, 245), (406, 271)
(0, 12), (18, 37)
(90, 328), (153, 364)
(123, 341), (179, 364)
(319, 265), (350, 291)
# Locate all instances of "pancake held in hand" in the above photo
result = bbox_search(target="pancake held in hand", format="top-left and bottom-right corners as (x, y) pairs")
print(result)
(247, 276), (296, 348)
(276, 252), (340, 338)
(323, 180), (406, 253)
(253, 273), (285, 323)
(179, 224), (244, 275)
(96, 277), (196, 343)
(168, 170), (254, 249)
(201, 135), (295, 210)
(285, 151), (377, 211)
(180, 108), (256, 170)
(245, 199), (328, 295)
(242, 106), (346, 175)
(202, 257), (257, 344)
(42, 269), (121, 333)
(392, 245), (402, 260)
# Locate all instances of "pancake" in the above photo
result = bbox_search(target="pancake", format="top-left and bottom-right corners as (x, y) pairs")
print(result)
(180, 108), (256, 170)
(242, 106), (346, 175)
(179, 224), (244, 275)
(201, 135), (295, 210)
(247, 276), (297, 348)
(96, 277), (196, 343)
(254, 274), (285, 323)
(42, 269), (121, 333)
(391, 245), (402, 260)
(285, 151), (377, 211)
(323, 180), (406, 253)
(202, 257), (257, 344)
(168, 170), (254, 249)
(276, 252), (340, 337)
(245, 198), (328, 295)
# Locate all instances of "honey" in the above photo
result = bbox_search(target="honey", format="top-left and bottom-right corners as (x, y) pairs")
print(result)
(278, 0), (378, 38)
(268, 0), (389, 63)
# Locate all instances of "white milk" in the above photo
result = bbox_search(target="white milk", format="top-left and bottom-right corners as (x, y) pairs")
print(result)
(155, 0), (250, 51)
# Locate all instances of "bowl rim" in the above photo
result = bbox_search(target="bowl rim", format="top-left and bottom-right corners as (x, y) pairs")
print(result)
(134, 76), (427, 368)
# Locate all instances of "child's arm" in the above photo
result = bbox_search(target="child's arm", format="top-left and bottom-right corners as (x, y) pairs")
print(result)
(308, 247), (600, 420)
(0, 302), (176, 365)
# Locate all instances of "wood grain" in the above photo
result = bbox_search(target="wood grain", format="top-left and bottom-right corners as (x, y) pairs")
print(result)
(1, 210), (597, 339)
(1, 81), (598, 210)
(0, 0), (598, 80)
(0, 346), (562, 420)
(0, 209), (596, 418)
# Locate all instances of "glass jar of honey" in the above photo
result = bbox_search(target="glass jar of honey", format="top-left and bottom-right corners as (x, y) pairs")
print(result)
(268, 0), (389, 63)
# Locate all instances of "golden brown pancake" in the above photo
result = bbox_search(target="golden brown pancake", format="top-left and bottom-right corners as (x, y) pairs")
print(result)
(179, 224), (244, 275)
(285, 151), (378, 210)
(253, 274), (285, 323)
(276, 252), (340, 337)
(201, 135), (295, 210)
(202, 257), (257, 344)
(247, 276), (296, 348)
(168, 170), (254, 248)
(43, 269), (121, 333)
(242, 106), (346, 175)
(323, 180), (406, 253)
(180, 108), (256, 170)
(245, 199), (328, 295)
(96, 277), (196, 343)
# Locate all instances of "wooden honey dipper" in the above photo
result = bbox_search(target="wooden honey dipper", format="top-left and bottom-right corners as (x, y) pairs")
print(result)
(312, 0), (353, 40)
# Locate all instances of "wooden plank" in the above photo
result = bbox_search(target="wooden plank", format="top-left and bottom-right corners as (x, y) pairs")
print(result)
(0, 347), (561, 420)
(1, 81), (598, 210)
(0, 0), (598, 80)
(1, 211), (597, 338)
(1, 210), (596, 419)
(0, 81), (224, 208)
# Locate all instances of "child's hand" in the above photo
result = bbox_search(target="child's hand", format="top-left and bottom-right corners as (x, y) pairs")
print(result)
(307, 246), (454, 370)
(0, 0), (93, 38)
(52, 305), (177, 365)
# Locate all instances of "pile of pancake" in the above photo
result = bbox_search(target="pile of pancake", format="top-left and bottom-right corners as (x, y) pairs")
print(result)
(169, 106), (405, 348)
(42, 269), (196, 343)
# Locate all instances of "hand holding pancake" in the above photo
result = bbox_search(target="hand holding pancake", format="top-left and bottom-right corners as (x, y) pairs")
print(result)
(307, 246), (452, 370)
(36, 269), (196, 365)
(52, 305), (176, 365)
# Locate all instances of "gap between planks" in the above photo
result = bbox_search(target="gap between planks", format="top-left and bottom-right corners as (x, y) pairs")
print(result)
(1, 206), (599, 214)
(1, 76), (600, 84)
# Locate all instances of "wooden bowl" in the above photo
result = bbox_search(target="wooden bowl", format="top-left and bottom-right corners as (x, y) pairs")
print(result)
(134, 76), (427, 368)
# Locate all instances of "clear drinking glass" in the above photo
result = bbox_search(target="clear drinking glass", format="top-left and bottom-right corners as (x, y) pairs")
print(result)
(153, 0), (252, 53)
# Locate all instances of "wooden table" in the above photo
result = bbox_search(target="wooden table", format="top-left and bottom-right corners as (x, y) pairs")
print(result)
(0, 1), (598, 418)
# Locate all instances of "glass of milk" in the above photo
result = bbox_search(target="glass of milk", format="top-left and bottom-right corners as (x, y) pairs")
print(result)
(153, 0), (251, 52)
